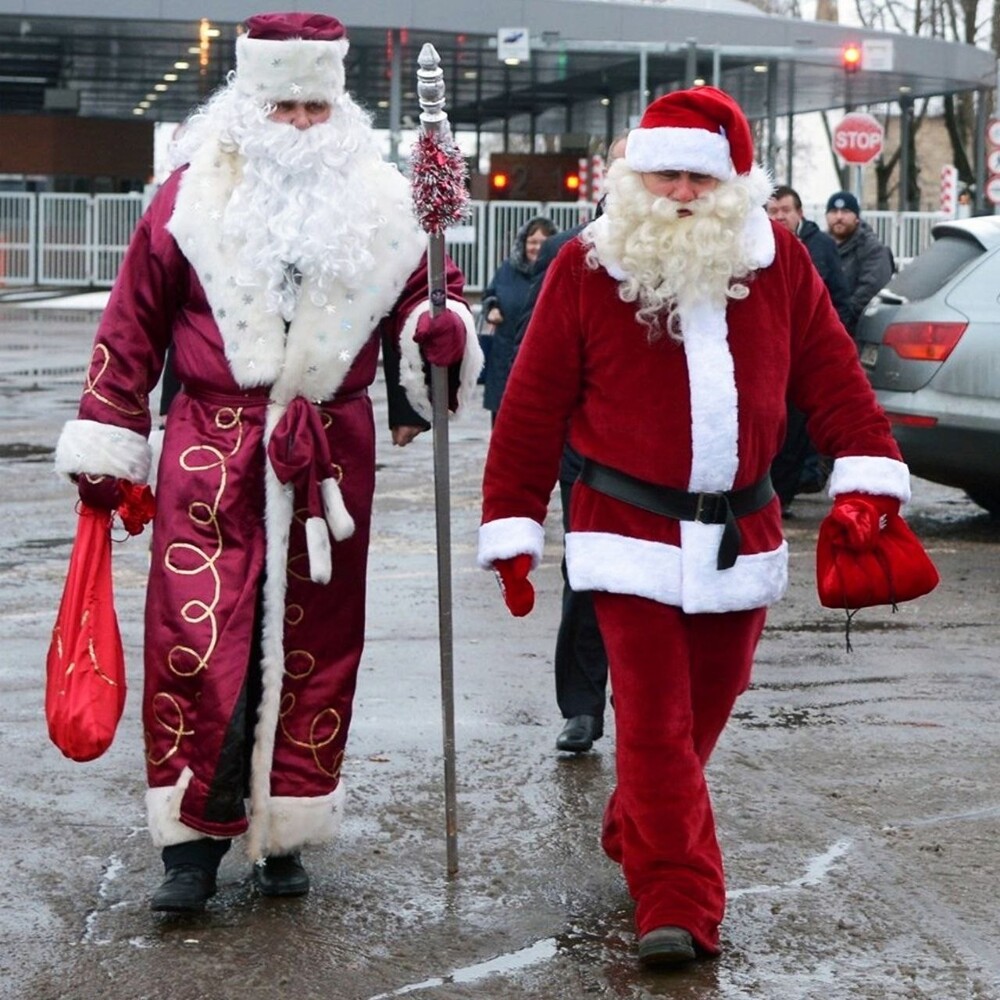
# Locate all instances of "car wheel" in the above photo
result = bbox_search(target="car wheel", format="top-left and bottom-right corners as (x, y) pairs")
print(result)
(964, 490), (1000, 519)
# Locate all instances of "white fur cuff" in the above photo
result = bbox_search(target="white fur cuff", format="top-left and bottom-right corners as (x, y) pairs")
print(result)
(477, 517), (545, 570)
(251, 785), (346, 859)
(398, 300), (483, 421)
(54, 419), (152, 484)
(828, 456), (912, 504)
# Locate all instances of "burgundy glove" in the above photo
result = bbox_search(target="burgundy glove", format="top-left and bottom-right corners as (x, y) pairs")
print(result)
(493, 554), (535, 617)
(414, 309), (466, 367)
(74, 476), (156, 536)
(75, 474), (123, 513)
(825, 492), (901, 551)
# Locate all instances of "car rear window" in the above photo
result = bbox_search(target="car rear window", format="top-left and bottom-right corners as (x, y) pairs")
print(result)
(886, 235), (984, 301)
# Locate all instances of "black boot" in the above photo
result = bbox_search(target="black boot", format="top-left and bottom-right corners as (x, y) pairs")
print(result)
(150, 865), (217, 913)
(253, 852), (310, 897)
(556, 714), (603, 753)
(150, 838), (230, 913)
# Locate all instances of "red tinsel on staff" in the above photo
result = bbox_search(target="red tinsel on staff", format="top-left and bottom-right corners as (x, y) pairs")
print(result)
(411, 130), (469, 236)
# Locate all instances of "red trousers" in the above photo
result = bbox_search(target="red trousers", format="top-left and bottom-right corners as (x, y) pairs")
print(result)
(593, 592), (766, 954)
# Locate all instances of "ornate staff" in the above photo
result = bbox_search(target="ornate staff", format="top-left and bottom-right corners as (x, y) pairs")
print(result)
(411, 42), (469, 876)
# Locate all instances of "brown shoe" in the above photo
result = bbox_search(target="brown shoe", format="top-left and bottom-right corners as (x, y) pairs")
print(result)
(637, 926), (696, 968)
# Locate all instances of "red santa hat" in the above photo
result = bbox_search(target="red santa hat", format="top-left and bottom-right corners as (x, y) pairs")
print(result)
(235, 11), (350, 105)
(625, 86), (754, 181)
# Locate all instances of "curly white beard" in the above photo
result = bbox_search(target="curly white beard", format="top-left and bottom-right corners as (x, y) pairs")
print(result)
(586, 161), (761, 340)
(171, 86), (385, 320)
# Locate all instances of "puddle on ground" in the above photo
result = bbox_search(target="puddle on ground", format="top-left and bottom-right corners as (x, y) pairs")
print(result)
(0, 442), (56, 461)
(732, 706), (838, 729)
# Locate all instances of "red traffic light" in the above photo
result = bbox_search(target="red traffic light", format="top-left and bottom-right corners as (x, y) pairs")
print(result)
(564, 172), (581, 193)
(842, 42), (862, 73)
(490, 171), (510, 191)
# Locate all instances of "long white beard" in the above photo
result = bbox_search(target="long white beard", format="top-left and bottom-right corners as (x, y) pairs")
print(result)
(222, 109), (383, 320)
(587, 162), (760, 340)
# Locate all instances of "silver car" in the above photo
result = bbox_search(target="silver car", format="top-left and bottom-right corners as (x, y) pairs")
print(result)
(856, 215), (1000, 516)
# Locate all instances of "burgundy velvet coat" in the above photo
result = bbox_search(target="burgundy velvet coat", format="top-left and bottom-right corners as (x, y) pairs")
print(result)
(478, 211), (909, 613)
(55, 143), (481, 858)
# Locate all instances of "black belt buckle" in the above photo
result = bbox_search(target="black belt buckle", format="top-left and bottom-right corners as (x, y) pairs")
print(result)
(693, 491), (726, 524)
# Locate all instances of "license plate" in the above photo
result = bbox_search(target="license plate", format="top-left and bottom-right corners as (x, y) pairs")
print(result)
(860, 342), (879, 368)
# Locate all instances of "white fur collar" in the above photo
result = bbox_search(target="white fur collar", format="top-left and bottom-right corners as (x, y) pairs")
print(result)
(167, 141), (426, 401)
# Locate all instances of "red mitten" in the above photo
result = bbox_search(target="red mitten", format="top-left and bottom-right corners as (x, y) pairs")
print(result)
(117, 481), (157, 536)
(825, 492), (901, 551)
(493, 554), (535, 617)
(414, 309), (466, 367)
(75, 474), (123, 513)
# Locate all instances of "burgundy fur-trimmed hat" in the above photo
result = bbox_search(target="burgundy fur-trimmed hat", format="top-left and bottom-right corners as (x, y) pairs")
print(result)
(235, 11), (350, 104)
(625, 86), (754, 181)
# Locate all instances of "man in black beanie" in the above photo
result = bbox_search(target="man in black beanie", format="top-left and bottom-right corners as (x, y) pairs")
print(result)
(824, 190), (894, 335)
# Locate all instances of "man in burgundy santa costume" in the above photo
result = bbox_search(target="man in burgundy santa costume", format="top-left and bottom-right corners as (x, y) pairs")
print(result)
(54, 11), (482, 913)
(478, 87), (920, 967)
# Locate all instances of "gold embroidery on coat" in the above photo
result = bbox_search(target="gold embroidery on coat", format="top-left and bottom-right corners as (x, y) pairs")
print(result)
(146, 692), (194, 765)
(162, 407), (245, 677)
(278, 692), (342, 778)
(83, 344), (146, 416)
(287, 505), (314, 582)
(284, 649), (315, 680)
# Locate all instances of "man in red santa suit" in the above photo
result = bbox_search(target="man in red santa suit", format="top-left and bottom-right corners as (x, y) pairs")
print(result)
(478, 87), (919, 967)
(54, 11), (482, 913)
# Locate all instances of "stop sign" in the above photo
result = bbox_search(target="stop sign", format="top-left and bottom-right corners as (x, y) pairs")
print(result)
(833, 112), (885, 165)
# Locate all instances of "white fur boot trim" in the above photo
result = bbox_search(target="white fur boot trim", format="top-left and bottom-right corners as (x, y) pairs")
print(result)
(250, 783), (346, 860)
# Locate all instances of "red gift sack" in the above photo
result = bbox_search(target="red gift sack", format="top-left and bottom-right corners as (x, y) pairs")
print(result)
(817, 509), (939, 611)
(45, 505), (128, 762)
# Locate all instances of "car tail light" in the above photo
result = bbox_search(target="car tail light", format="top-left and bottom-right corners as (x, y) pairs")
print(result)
(885, 412), (939, 427)
(882, 321), (967, 362)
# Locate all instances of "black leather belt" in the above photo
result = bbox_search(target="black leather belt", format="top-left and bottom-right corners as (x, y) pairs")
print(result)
(578, 458), (775, 570)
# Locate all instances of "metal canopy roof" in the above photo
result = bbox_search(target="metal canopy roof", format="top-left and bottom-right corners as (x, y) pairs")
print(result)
(0, 0), (994, 138)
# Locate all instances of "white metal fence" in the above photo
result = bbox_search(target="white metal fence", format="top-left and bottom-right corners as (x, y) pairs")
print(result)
(0, 191), (941, 294)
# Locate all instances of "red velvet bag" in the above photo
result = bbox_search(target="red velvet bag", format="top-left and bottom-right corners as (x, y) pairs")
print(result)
(816, 507), (939, 611)
(45, 484), (155, 762)
(46, 505), (126, 761)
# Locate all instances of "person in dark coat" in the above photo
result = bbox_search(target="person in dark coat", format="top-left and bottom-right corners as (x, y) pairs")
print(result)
(825, 189), (895, 336)
(767, 186), (852, 512)
(481, 216), (557, 422)
(514, 223), (610, 753)
(510, 137), (628, 754)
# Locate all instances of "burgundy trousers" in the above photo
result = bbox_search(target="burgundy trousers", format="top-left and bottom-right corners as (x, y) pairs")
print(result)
(593, 592), (767, 954)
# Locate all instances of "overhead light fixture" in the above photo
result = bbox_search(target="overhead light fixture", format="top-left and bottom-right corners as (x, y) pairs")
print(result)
(174, 61), (190, 70)
(132, 108), (145, 115)
(693, 77), (706, 86)
(145, 93), (158, 101)
(898, 85), (912, 93)
(503, 57), (521, 66)
(753, 63), (768, 73)
(600, 97), (611, 106)
(163, 73), (178, 82)
(139, 100), (151, 108)
(463, 70), (478, 79)
(154, 83), (168, 92)
(377, 100), (389, 108)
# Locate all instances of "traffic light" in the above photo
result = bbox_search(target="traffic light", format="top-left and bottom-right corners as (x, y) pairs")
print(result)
(842, 42), (862, 74)
(564, 172), (581, 195)
(490, 171), (510, 194)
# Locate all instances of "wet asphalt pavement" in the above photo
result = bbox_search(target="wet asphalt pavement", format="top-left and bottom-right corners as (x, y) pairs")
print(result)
(2, 299), (1000, 1000)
